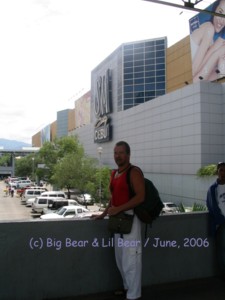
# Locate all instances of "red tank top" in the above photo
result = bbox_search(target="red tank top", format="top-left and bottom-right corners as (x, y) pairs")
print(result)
(110, 170), (130, 206)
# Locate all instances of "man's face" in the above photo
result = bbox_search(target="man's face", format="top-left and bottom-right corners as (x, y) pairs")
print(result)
(114, 145), (130, 167)
(218, 165), (225, 184)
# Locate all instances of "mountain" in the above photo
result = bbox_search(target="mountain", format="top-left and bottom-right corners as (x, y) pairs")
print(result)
(0, 138), (31, 150)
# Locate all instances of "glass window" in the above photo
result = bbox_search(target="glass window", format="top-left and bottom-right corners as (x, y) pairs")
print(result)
(134, 53), (144, 60)
(124, 61), (133, 68)
(134, 47), (144, 54)
(39, 199), (47, 204)
(145, 91), (155, 97)
(124, 92), (133, 99)
(124, 79), (133, 85)
(145, 46), (155, 53)
(124, 99), (134, 105)
(124, 49), (133, 56)
(124, 85), (133, 93)
(124, 73), (133, 80)
(156, 63), (165, 70)
(145, 41), (154, 47)
(145, 77), (156, 84)
(156, 44), (165, 51)
(124, 55), (133, 62)
(124, 67), (133, 73)
(156, 82), (165, 89)
(135, 97), (144, 104)
(145, 65), (155, 71)
(134, 60), (144, 67)
(134, 78), (144, 84)
(134, 92), (144, 99)
(145, 58), (155, 65)
(145, 52), (155, 59)
(134, 72), (144, 78)
(134, 85), (144, 92)
(156, 70), (165, 76)
(145, 70), (155, 77)
(134, 66), (144, 72)
(156, 50), (165, 58)
(156, 75), (165, 82)
(146, 83), (155, 91)
(156, 57), (165, 64)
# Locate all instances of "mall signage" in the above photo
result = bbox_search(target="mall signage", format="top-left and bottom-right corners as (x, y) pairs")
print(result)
(94, 69), (112, 143)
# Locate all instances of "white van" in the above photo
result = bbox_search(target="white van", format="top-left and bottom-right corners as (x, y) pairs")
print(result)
(43, 199), (79, 214)
(21, 188), (47, 203)
(13, 180), (33, 189)
(32, 196), (65, 214)
(40, 191), (66, 198)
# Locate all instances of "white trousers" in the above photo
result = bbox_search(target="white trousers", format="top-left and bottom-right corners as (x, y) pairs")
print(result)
(114, 213), (142, 299)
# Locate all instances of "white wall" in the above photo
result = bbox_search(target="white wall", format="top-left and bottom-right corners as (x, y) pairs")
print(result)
(74, 81), (225, 205)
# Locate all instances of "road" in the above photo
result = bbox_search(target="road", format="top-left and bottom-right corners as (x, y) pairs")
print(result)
(0, 180), (32, 221)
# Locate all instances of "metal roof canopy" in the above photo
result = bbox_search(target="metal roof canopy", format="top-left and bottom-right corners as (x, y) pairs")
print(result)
(143, 0), (225, 18)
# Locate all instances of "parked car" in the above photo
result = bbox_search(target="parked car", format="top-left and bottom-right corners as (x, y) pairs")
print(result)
(40, 191), (66, 198)
(10, 180), (33, 189)
(75, 193), (94, 205)
(43, 199), (80, 214)
(162, 202), (179, 214)
(32, 197), (65, 214)
(21, 188), (47, 203)
(40, 205), (89, 220)
(26, 197), (36, 207)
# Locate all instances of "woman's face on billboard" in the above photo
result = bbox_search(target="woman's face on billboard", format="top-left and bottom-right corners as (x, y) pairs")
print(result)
(213, 0), (225, 33)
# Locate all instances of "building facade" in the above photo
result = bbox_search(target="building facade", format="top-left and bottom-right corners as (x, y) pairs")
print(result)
(32, 36), (225, 205)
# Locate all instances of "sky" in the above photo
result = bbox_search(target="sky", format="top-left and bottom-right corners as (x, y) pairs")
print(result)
(0, 0), (213, 144)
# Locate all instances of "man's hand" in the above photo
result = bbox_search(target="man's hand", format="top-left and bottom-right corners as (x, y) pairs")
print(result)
(90, 213), (105, 220)
(108, 206), (121, 216)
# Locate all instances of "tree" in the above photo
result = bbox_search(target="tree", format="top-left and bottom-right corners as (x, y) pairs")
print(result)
(37, 136), (84, 184)
(92, 166), (111, 205)
(51, 153), (98, 198)
(0, 154), (11, 167)
(15, 155), (34, 178)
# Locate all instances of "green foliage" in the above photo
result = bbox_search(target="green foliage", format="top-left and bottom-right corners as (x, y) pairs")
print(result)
(15, 154), (34, 178)
(0, 154), (11, 166)
(197, 164), (217, 177)
(37, 136), (83, 184)
(92, 166), (111, 204)
(192, 202), (207, 212)
(177, 203), (186, 213)
(14, 136), (112, 203)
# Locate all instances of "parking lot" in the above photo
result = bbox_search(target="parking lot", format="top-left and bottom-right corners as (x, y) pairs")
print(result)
(0, 180), (101, 221)
(0, 180), (33, 221)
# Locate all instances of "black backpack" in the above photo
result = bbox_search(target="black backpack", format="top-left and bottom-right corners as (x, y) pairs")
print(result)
(127, 166), (163, 225)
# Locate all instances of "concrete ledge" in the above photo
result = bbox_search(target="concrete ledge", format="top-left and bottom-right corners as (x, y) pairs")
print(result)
(0, 212), (219, 300)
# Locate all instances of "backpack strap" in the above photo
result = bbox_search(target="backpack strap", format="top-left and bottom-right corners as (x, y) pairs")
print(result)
(127, 166), (149, 237)
(126, 165), (144, 198)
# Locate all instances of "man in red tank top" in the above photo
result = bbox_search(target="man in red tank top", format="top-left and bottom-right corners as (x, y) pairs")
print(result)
(96, 141), (145, 300)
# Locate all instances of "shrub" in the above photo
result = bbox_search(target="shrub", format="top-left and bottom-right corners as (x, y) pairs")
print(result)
(196, 164), (217, 177)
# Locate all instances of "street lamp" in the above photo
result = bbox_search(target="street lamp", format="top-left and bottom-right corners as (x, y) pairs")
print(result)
(97, 146), (103, 209)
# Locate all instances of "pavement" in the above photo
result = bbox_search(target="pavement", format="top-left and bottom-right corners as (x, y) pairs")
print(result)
(46, 276), (225, 300)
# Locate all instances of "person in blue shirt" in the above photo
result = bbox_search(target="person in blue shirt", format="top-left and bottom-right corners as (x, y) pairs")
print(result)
(206, 162), (225, 280)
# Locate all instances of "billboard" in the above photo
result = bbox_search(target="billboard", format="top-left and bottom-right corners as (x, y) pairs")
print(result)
(75, 91), (91, 128)
(189, 0), (225, 82)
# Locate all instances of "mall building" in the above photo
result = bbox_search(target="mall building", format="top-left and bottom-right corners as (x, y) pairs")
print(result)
(32, 34), (225, 206)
